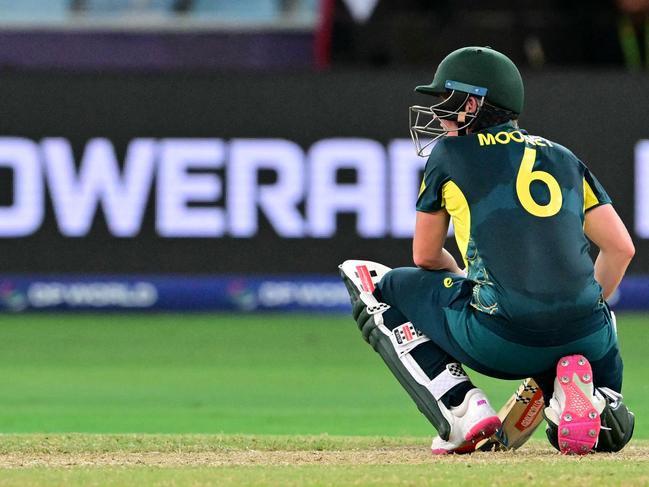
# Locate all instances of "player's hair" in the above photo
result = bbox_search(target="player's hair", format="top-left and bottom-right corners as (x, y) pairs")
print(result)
(471, 102), (518, 132)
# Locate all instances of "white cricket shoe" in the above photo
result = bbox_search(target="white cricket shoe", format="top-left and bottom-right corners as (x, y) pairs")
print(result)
(431, 388), (501, 455)
(544, 354), (607, 454)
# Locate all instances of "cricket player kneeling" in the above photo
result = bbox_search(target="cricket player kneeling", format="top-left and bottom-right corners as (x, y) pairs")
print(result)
(339, 46), (637, 455)
(339, 260), (501, 454)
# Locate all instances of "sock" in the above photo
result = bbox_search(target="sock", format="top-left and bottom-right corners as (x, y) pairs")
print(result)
(440, 381), (475, 409)
(412, 345), (475, 408)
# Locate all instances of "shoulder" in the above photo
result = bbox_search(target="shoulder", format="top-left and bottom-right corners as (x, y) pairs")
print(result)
(426, 138), (453, 166)
(424, 136), (470, 170)
(521, 130), (586, 169)
(538, 135), (575, 158)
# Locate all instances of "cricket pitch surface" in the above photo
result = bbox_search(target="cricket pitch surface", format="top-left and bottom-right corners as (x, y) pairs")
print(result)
(0, 434), (647, 486)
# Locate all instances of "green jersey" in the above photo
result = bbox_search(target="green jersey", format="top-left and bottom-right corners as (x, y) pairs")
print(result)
(417, 121), (610, 326)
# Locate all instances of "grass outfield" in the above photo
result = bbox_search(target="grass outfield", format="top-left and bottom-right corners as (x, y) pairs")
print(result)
(0, 434), (647, 486)
(0, 312), (645, 437)
(0, 312), (646, 485)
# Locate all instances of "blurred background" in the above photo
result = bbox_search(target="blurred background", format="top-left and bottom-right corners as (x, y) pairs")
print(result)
(0, 0), (647, 438)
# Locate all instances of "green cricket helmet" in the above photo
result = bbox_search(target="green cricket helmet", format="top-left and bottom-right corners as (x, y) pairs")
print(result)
(409, 46), (524, 156)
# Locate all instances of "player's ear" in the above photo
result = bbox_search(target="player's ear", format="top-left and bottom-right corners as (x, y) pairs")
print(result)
(465, 96), (479, 114)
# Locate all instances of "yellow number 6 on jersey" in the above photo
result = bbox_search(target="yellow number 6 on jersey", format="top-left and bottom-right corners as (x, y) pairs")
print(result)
(516, 147), (562, 217)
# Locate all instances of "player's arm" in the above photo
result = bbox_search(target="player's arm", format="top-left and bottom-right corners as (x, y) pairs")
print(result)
(584, 204), (635, 300)
(413, 210), (464, 274)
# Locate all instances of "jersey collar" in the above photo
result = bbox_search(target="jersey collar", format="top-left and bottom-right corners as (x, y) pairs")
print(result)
(476, 121), (518, 134)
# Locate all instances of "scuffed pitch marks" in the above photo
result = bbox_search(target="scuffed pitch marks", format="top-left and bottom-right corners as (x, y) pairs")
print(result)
(0, 444), (648, 468)
(0, 450), (431, 468)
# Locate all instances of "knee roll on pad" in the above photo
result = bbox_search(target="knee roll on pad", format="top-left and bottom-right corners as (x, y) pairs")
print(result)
(353, 301), (372, 342)
(358, 310), (373, 343)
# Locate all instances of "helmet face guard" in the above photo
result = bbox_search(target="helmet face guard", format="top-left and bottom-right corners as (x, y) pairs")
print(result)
(409, 80), (487, 157)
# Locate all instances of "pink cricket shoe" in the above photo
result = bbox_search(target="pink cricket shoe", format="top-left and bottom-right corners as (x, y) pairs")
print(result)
(553, 354), (602, 455)
(430, 388), (502, 455)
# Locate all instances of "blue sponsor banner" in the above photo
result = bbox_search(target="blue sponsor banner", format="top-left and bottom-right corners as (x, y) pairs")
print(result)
(0, 275), (351, 313)
(0, 274), (646, 313)
(607, 276), (649, 311)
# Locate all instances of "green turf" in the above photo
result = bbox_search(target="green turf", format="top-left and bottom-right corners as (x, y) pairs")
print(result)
(1, 460), (648, 487)
(0, 313), (645, 437)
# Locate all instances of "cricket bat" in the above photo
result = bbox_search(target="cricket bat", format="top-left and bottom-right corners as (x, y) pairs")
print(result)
(477, 377), (545, 451)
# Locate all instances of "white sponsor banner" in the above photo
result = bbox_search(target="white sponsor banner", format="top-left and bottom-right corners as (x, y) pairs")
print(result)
(635, 140), (649, 238)
(5, 135), (643, 240)
(0, 137), (428, 239)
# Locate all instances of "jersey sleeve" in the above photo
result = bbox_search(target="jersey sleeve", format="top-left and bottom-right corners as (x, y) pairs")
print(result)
(583, 165), (612, 212)
(416, 145), (450, 212)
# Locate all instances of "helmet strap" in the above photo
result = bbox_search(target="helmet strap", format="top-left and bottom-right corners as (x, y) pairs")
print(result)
(456, 111), (468, 135)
